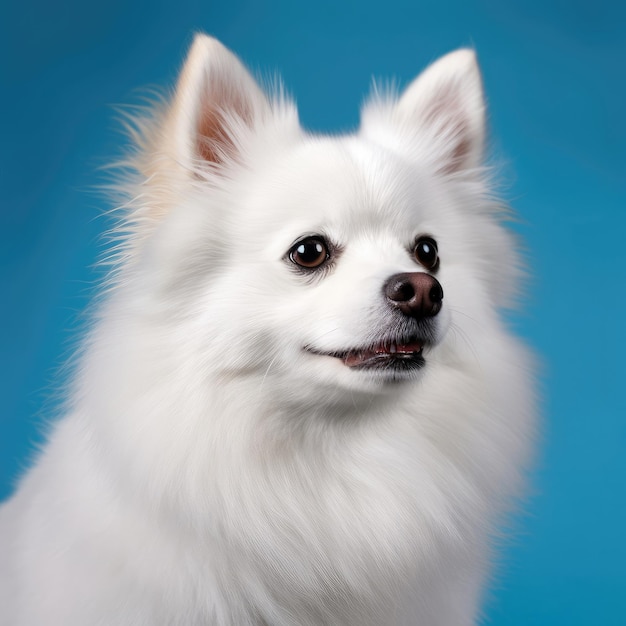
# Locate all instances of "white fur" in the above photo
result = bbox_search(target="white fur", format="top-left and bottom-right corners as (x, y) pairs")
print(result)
(0, 35), (535, 625)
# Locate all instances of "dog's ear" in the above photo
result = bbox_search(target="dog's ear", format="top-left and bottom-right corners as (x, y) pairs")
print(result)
(397, 49), (485, 173)
(363, 49), (486, 174)
(167, 34), (270, 173)
(401, 49), (485, 173)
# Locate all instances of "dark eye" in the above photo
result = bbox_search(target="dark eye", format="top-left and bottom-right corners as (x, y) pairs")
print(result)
(289, 237), (329, 269)
(413, 237), (439, 270)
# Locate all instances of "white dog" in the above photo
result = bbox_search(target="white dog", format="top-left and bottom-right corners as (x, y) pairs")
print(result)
(0, 34), (535, 625)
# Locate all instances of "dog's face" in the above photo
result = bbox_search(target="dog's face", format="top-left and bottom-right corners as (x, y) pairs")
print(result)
(119, 36), (519, 405)
(218, 139), (450, 396)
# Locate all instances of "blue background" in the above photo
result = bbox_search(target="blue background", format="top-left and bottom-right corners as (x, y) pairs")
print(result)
(1, 1), (625, 623)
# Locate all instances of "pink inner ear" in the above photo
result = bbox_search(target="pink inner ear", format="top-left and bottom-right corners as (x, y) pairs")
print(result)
(196, 82), (253, 165)
(422, 85), (473, 174)
(441, 121), (471, 175)
(196, 104), (231, 165)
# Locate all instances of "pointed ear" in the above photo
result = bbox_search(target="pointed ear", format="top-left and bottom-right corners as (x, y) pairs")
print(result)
(398, 49), (485, 173)
(168, 34), (270, 172)
(363, 49), (486, 174)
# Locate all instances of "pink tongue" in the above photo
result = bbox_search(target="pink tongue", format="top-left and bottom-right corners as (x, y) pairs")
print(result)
(343, 341), (423, 367)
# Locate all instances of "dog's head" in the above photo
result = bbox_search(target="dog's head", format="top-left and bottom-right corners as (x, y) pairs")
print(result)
(111, 35), (520, 406)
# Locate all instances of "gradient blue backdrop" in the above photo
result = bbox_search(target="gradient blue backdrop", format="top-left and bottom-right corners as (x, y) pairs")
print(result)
(1, 1), (625, 623)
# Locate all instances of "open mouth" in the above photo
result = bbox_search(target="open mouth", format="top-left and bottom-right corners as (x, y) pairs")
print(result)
(305, 337), (426, 372)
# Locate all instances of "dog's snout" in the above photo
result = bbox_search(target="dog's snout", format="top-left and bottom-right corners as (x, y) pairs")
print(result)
(384, 272), (443, 318)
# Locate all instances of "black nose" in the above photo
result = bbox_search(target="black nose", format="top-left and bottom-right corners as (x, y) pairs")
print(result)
(384, 272), (443, 318)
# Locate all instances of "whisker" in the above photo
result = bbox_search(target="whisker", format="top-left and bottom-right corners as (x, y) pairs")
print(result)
(260, 351), (281, 392)
(447, 305), (482, 328)
(448, 322), (481, 367)
(304, 327), (342, 348)
(446, 305), (482, 365)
